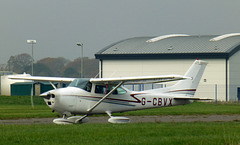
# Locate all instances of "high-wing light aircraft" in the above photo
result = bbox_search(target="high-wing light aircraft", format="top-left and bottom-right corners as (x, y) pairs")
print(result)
(10, 60), (208, 124)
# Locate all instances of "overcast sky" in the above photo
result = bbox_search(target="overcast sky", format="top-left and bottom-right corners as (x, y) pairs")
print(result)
(0, 0), (240, 64)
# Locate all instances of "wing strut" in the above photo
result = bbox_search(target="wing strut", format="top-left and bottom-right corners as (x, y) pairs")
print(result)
(75, 81), (124, 123)
(49, 81), (57, 90)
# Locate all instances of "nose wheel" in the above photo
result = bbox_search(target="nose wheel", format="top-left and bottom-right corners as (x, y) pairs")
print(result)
(53, 114), (89, 125)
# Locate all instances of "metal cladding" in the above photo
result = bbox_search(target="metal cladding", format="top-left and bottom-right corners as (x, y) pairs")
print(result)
(95, 33), (240, 59)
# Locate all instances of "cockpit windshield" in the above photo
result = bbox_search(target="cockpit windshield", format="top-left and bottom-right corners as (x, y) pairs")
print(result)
(68, 78), (92, 92)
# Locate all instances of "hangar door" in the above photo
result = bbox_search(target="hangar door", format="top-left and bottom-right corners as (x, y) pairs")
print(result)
(237, 88), (240, 101)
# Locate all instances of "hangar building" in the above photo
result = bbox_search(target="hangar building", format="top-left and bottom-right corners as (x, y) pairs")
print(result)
(95, 33), (240, 101)
(1, 73), (57, 96)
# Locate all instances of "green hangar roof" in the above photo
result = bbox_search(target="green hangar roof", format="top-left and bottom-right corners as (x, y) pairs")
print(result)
(95, 33), (240, 59)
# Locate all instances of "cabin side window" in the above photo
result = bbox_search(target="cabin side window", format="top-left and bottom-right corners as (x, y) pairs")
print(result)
(95, 85), (127, 95)
(83, 82), (92, 92)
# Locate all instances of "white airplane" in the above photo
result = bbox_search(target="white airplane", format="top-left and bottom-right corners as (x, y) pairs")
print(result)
(10, 60), (208, 124)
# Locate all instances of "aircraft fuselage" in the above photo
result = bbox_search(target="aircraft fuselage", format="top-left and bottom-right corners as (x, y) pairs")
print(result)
(43, 86), (192, 116)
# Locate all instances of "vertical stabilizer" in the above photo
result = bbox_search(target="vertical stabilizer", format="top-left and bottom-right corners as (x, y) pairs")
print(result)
(168, 60), (208, 96)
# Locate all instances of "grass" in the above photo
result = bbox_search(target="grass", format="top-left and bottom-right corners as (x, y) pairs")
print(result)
(0, 96), (240, 119)
(0, 95), (46, 105)
(0, 122), (240, 145)
(1, 96), (240, 145)
(118, 101), (240, 116)
(0, 96), (59, 119)
(0, 105), (59, 119)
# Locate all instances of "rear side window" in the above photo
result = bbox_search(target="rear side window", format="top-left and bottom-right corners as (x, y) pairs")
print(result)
(95, 85), (126, 95)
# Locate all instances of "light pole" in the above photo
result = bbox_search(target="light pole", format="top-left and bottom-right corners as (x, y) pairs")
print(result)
(77, 43), (83, 78)
(27, 40), (36, 108)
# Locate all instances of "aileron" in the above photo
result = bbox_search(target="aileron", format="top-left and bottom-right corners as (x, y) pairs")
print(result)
(9, 76), (75, 83)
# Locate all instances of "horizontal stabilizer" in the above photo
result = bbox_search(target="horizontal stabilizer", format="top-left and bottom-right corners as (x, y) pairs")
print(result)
(174, 97), (212, 100)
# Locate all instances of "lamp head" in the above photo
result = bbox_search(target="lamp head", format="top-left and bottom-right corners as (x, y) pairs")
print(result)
(27, 40), (37, 44)
(77, 43), (83, 46)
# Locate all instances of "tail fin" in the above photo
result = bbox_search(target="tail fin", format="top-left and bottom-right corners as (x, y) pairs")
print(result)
(168, 60), (208, 96)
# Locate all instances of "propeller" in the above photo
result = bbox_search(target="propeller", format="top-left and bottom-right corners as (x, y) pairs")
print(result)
(40, 92), (55, 100)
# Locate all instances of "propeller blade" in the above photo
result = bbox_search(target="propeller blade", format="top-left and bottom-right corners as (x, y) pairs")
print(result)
(40, 93), (55, 99)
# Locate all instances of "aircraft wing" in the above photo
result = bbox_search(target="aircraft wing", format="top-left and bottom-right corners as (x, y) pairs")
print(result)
(9, 74), (189, 85)
(8, 75), (75, 83)
(90, 75), (190, 85)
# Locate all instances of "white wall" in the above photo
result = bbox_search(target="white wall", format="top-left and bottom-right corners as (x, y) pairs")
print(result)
(198, 59), (226, 101)
(1, 74), (32, 96)
(101, 59), (227, 101)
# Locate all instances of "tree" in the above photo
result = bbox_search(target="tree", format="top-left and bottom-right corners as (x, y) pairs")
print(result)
(7, 53), (32, 73)
(37, 57), (70, 77)
(24, 63), (53, 76)
(63, 67), (79, 77)
(62, 57), (99, 78)
(6, 53), (99, 78)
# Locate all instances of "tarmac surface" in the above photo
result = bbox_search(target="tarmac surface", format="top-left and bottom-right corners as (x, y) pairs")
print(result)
(1, 115), (240, 124)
